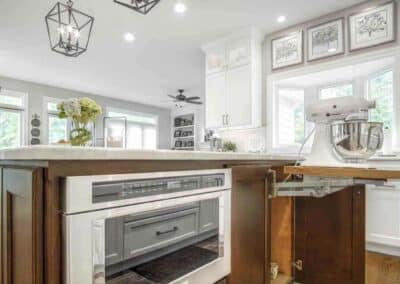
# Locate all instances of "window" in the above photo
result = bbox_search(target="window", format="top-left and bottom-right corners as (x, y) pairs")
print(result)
(319, 83), (353, 100)
(367, 70), (393, 129)
(108, 109), (158, 149)
(0, 89), (26, 149)
(44, 97), (68, 144)
(274, 88), (305, 151)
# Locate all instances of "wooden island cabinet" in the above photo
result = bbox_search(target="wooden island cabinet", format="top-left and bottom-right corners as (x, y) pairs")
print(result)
(0, 147), (385, 284)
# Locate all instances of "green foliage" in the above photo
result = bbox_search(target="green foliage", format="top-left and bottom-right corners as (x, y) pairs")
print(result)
(48, 116), (67, 144)
(57, 97), (102, 146)
(369, 71), (393, 128)
(222, 141), (237, 152)
(294, 105), (305, 144)
(0, 110), (20, 148)
(57, 97), (102, 124)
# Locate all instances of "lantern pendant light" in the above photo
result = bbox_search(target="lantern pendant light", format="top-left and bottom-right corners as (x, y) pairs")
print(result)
(114, 0), (161, 15)
(45, 0), (94, 57)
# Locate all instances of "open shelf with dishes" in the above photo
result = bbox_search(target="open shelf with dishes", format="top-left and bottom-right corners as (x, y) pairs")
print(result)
(172, 113), (195, 151)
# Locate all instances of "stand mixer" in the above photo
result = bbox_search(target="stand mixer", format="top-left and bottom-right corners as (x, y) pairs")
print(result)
(302, 96), (384, 167)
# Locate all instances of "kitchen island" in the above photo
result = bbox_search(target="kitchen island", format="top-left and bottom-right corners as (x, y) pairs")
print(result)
(0, 146), (297, 284)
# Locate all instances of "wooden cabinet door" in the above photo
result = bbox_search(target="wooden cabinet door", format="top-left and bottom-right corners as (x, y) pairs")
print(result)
(1, 167), (43, 284)
(226, 65), (252, 128)
(205, 72), (227, 129)
(228, 165), (272, 284)
(293, 186), (365, 284)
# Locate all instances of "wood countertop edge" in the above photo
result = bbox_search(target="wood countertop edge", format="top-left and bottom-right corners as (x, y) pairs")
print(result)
(284, 166), (400, 180)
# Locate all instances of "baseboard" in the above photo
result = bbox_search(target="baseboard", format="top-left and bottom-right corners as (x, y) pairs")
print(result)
(367, 242), (400, 257)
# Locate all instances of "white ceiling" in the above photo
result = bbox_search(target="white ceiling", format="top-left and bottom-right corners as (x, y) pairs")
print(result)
(0, 0), (365, 108)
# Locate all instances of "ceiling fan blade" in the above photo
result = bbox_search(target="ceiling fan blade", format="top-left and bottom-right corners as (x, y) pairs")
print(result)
(167, 95), (177, 99)
(185, 96), (200, 101)
(186, 101), (203, 105)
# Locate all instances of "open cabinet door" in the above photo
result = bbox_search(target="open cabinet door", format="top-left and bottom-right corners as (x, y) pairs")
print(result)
(293, 185), (365, 284)
(228, 165), (273, 284)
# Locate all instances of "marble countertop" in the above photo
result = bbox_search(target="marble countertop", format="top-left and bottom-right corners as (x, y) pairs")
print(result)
(0, 146), (299, 161)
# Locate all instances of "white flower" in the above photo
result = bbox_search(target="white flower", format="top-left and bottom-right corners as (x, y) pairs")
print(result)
(63, 99), (81, 117)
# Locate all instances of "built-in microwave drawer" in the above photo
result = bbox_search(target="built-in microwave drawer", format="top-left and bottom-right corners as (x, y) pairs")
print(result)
(124, 207), (199, 259)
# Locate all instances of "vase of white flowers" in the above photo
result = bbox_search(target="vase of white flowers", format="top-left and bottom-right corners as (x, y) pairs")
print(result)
(57, 98), (102, 146)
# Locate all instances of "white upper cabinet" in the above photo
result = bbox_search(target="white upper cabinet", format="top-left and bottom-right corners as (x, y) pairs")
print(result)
(206, 45), (226, 75)
(202, 29), (262, 130)
(227, 37), (251, 69)
(226, 65), (252, 127)
(205, 72), (227, 128)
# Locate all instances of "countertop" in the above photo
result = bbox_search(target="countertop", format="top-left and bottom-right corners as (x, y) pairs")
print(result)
(285, 165), (400, 180)
(0, 145), (299, 161)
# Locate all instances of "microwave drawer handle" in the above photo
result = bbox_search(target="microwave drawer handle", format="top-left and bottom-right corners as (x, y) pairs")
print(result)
(156, 226), (178, 236)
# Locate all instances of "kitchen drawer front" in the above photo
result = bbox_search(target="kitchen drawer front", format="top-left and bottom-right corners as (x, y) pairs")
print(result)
(124, 208), (199, 259)
(123, 202), (199, 223)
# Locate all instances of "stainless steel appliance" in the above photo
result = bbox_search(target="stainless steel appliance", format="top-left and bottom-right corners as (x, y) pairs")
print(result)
(303, 96), (383, 166)
(62, 169), (231, 284)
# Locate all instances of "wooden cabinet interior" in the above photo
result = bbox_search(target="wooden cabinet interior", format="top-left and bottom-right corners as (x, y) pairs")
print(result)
(270, 185), (365, 284)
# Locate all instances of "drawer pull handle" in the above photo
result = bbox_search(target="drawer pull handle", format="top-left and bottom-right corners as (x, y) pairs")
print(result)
(156, 226), (178, 236)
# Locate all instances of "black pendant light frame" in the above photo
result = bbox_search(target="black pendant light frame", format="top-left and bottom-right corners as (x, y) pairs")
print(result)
(114, 0), (161, 15)
(45, 0), (94, 57)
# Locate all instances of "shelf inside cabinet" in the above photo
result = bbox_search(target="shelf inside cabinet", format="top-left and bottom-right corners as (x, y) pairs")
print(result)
(174, 136), (194, 139)
(174, 125), (194, 129)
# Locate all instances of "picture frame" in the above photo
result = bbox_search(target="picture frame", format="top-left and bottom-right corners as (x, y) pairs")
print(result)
(307, 18), (345, 61)
(272, 31), (303, 70)
(349, 1), (396, 51)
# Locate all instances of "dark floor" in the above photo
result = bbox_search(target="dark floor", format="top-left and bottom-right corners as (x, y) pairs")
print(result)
(107, 236), (219, 284)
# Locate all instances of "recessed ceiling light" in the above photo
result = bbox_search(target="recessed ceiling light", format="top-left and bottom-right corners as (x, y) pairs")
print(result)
(277, 15), (286, 23)
(124, 32), (135, 42)
(174, 1), (187, 14)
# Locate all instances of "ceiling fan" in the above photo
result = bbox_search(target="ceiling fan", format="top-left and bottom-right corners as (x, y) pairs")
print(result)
(167, 89), (203, 105)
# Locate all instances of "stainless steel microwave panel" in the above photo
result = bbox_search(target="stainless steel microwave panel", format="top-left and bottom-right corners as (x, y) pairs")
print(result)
(62, 169), (232, 214)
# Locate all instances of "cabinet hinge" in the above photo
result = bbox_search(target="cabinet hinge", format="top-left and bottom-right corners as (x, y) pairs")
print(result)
(293, 259), (303, 271)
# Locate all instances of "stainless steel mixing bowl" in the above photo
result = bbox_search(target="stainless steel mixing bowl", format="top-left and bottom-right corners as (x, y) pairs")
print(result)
(330, 120), (383, 162)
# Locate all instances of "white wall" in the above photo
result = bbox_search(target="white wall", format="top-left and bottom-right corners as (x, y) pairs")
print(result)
(0, 76), (172, 149)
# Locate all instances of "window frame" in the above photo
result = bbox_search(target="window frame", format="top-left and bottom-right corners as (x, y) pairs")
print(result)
(266, 46), (400, 155)
(318, 81), (354, 100)
(0, 88), (28, 148)
(272, 86), (306, 154)
(43, 96), (70, 144)
(366, 67), (396, 131)
(106, 107), (159, 149)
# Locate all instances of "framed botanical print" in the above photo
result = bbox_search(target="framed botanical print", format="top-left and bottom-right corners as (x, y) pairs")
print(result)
(307, 18), (344, 61)
(349, 1), (395, 51)
(272, 31), (303, 70)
